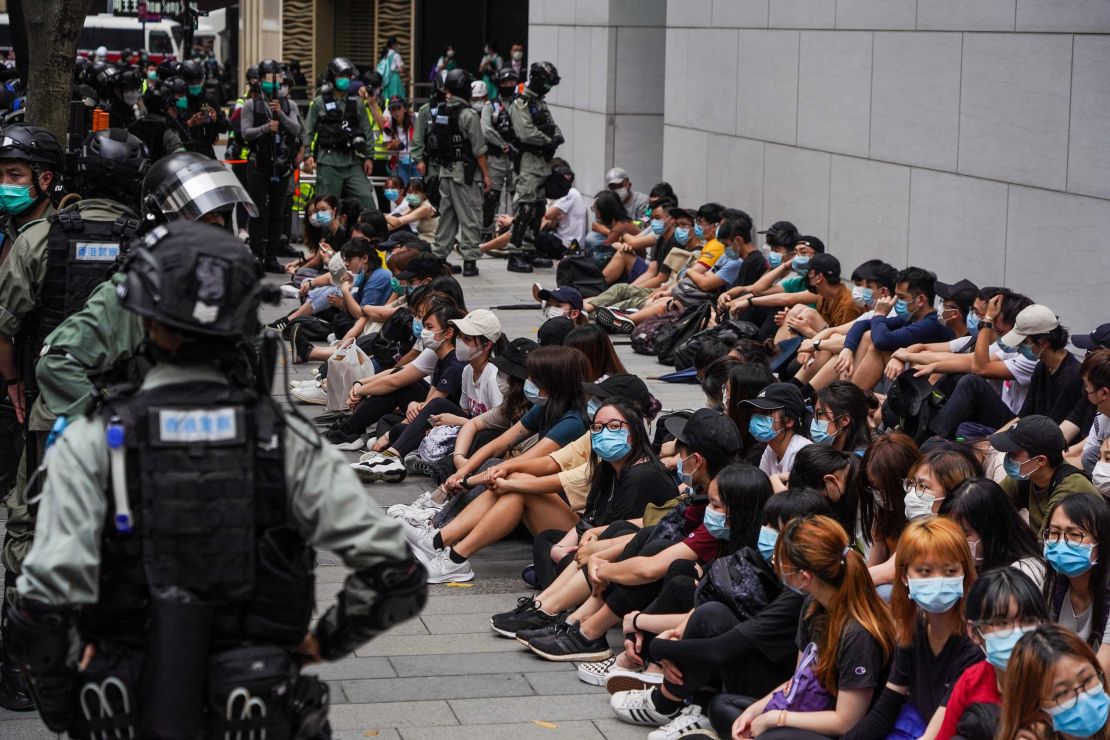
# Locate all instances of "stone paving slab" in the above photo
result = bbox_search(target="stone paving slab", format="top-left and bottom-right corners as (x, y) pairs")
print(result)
(355, 632), (529, 657)
(341, 673), (536, 703)
(524, 670), (607, 696)
(397, 720), (608, 740)
(303, 655), (396, 680)
(420, 612), (504, 634)
(326, 700), (458, 730)
(447, 693), (616, 725)
(388, 649), (574, 678)
(592, 717), (659, 740)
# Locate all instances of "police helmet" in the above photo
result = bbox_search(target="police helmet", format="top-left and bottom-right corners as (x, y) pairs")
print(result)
(117, 220), (263, 338)
(258, 58), (282, 77)
(156, 59), (183, 81)
(94, 63), (120, 93)
(495, 67), (519, 84)
(180, 60), (205, 85)
(120, 48), (134, 64)
(362, 70), (382, 89)
(73, 56), (90, 83)
(325, 57), (358, 83)
(115, 68), (142, 91)
(0, 125), (64, 173)
(444, 68), (473, 99)
(142, 83), (172, 114)
(527, 61), (560, 96)
(71, 128), (149, 202)
(246, 65), (259, 83)
(164, 77), (189, 102)
(141, 152), (258, 224)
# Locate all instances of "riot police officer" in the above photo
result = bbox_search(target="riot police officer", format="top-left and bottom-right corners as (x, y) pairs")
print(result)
(411, 69), (447, 184)
(6, 220), (426, 739)
(481, 66), (520, 237)
(303, 57), (378, 214)
(241, 58), (303, 274)
(180, 59), (228, 159)
(129, 81), (187, 163)
(106, 67), (143, 130)
(506, 61), (563, 274)
(428, 68), (491, 278)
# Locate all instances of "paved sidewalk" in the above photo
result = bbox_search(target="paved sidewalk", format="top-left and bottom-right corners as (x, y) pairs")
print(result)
(0, 250), (704, 739)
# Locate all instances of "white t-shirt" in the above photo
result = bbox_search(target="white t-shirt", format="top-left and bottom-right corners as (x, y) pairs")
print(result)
(759, 434), (812, 477)
(1059, 587), (1110, 644)
(552, 187), (588, 246)
(411, 348), (438, 378)
(460, 364), (507, 417)
(948, 336), (1037, 413)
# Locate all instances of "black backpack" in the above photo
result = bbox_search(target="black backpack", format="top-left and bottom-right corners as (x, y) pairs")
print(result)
(670, 318), (760, 371)
(695, 547), (770, 621)
(555, 253), (607, 298)
(363, 307), (416, 369)
(655, 302), (713, 366)
(882, 369), (943, 444)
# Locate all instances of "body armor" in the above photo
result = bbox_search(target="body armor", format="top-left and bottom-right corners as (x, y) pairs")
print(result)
(248, 96), (294, 172)
(313, 96), (363, 153)
(427, 104), (473, 166)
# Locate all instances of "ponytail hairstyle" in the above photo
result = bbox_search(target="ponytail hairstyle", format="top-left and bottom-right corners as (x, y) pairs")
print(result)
(775, 515), (896, 694)
(998, 624), (1110, 740)
(789, 445), (872, 546)
(890, 517), (977, 646)
(815, 381), (874, 455)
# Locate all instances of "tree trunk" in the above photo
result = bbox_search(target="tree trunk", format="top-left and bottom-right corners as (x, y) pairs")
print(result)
(22, 0), (89, 142)
(8, 0), (28, 88)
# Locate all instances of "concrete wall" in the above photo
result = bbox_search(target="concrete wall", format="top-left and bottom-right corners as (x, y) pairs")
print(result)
(527, 0), (668, 198)
(531, 0), (1110, 331)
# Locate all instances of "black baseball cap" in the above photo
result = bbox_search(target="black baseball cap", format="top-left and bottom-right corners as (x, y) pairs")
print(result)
(808, 253), (841, 283)
(935, 279), (979, 317)
(538, 285), (583, 311)
(795, 235), (825, 253)
(1072, 323), (1110, 351)
(582, 373), (652, 413)
(989, 415), (1066, 457)
(665, 408), (741, 460)
(395, 253), (443, 280)
(537, 316), (574, 346)
(740, 382), (806, 422)
(491, 337), (538, 380)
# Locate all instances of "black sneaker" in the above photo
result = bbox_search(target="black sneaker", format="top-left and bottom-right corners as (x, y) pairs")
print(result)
(529, 254), (553, 268)
(507, 255), (534, 273)
(594, 307), (635, 335)
(515, 616), (570, 646)
(490, 596), (557, 638)
(313, 410), (350, 425)
(528, 622), (612, 662)
(325, 427), (364, 446)
(0, 659), (33, 711)
(268, 316), (290, 335)
(462, 260), (479, 277)
(262, 256), (285, 274)
(289, 322), (309, 364)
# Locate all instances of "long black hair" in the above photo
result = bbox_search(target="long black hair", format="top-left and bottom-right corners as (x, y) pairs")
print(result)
(1041, 493), (1110, 650)
(526, 345), (588, 433)
(789, 445), (873, 546)
(763, 487), (833, 528)
(715, 463), (772, 555)
(966, 566), (1047, 624)
(724, 362), (775, 451)
(593, 190), (630, 225)
(815, 381), (874, 455)
(564, 324), (626, 380)
(939, 477), (1042, 574)
(583, 399), (666, 521)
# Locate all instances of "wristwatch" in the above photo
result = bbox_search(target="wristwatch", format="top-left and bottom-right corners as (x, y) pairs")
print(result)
(813, 338), (822, 351)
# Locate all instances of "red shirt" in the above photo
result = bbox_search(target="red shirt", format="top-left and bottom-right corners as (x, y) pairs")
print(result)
(683, 524), (720, 563)
(936, 661), (1000, 740)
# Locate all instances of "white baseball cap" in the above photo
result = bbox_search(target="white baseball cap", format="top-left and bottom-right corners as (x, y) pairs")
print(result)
(450, 308), (502, 342)
(1001, 304), (1059, 348)
(471, 80), (488, 99)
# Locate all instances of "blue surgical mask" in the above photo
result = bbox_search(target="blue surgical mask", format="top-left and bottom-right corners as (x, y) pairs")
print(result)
(1044, 540), (1096, 577)
(748, 414), (779, 443)
(966, 312), (980, 333)
(0, 183), (36, 215)
(724, 247), (738, 261)
(851, 285), (873, 307)
(591, 428), (631, 462)
(650, 218), (666, 236)
(587, 398), (601, 418)
(894, 298), (913, 321)
(188, 84), (204, 96)
(1003, 453), (1039, 481)
(1018, 343), (1040, 361)
(384, 188), (400, 202)
(809, 417), (838, 445)
(703, 508), (730, 540)
(175, 96), (189, 110)
(907, 576), (964, 614)
(768, 251), (783, 268)
(311, 210), (333, 227)
(674, 227), (690, 245)
(983, 626), (1035, 670)
(792, 256), (810, 275)
(676, 453), (697, 488)
(524, 379), (546, 406)
(405, 194), (422, 208)
(412, 318), (423, 338)
(334, 76), (351, 91)
(757, 525), (778, 563)
(1047, 686), (1110, 737)
(694, 223), (705, 239)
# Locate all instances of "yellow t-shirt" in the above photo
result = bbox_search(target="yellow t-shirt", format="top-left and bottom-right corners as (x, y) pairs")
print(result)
(696, 238), (724, 268)
(549, 433), (592, 512)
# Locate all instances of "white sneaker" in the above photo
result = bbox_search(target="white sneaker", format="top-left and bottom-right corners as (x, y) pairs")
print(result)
(386, 490), (442, 517)
(606, 667), (666, 694)
(289, 379), (316, 389)
(291, 383), (327, 404)
(333, 434), (368, 451)
(350, 452), (406, 482)
(398, 507), (438, 528)
(363, 436), (378, 451)
(648, 707), (711, 740)
(280, 284), (300, 298)
(403, 521), (437, 552)
(610, 688), (679, 727)
(418, 547), (474, 584)
(576, 656), (617, 686)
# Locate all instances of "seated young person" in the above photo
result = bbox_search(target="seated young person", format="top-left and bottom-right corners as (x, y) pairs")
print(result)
(585, 190), (641, 275)
(863, 432), (920, 590)
(533, 284), (587, 326)
(772, 253), (862, 348)
(930, 567), (1048, 740)
(727, 514), (896, 739)
(564, 324), (627, 382)
(270, 238), (383, 335)
(722, 235), (824, 333)
(384, 177), (438, 245)
(284, 194), (340, 276)
(739, 382), (812, 477)
(1077, 349), (1110, 478)
(606, 485), (826, 736)
(584, 198), (681, 307)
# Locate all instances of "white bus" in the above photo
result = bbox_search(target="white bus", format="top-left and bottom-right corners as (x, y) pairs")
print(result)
(0, 13), (185, 63)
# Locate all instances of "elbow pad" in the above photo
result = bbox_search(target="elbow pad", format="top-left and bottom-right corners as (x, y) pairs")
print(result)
(314, 557), (427, 661)
(6, 598), (78, 732)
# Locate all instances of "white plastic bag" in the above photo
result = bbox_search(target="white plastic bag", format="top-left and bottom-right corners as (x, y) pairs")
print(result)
(326, 345), (375, 411)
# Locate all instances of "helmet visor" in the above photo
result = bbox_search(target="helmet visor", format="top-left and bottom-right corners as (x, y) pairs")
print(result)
(152, 160), (259, 220)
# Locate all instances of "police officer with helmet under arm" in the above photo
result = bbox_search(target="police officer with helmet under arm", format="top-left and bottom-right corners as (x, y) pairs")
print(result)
(428, 68), (491, 278)
(481, 66), (520, 238)
(241, 58), (303, 274)
(303, 57), (378, 215)
(6, 220), (426, 739)
(506, 61), (563, 274)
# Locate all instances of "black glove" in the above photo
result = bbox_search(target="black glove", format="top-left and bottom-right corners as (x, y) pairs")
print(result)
(6, 598), (78, 732)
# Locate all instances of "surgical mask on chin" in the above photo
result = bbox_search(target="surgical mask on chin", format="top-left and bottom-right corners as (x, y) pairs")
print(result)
(903, 488), (937, 520)
(982, 626), (1035, 670)
(851, 285), (873, 308)
(421, 328), (443, 350)
(703, 508), (730, 540)
(542, 305), (565, 321)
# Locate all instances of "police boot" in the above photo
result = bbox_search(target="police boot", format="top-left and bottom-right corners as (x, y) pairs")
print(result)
(275, 236), (301, 258)
(440, 258), (462, 275)
(507, 255), (534, 273)
(0, 589), (34, 712)
(462, 260), (479, 277)
(529, 253), (553, 269)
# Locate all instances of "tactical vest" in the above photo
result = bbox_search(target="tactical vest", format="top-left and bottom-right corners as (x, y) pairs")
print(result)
(313, 96), (362, 152)
(517, 96), (556, 157)
(19, 207), (139, 382)
(427, 104), (473, 165)
(129, 115), (172, 162)
(248, 96), (294, 171)
(492, 98), (514, 153)
(82, 381), (314, 649)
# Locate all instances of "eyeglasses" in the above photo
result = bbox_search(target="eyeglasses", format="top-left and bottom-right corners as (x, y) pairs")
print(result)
(590, 420), (630, 434)
(1043, 528), (1093, 546)
(902, 479), (938, 498)
(814, 410), (843, 423)
(1046, 671), (1105, 709)
(972, 617), (1042, 639)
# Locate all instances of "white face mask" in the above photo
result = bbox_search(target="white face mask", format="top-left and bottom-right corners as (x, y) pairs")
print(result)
(543, 305), (566, 320)
(512, 50), (524, 61)
(1093, 461), (1110, 496)
(123, 90), (140, 106)
(455, 339), (484, 362)
(421, 328), (444, 351)
(904, 488), (937, 520)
